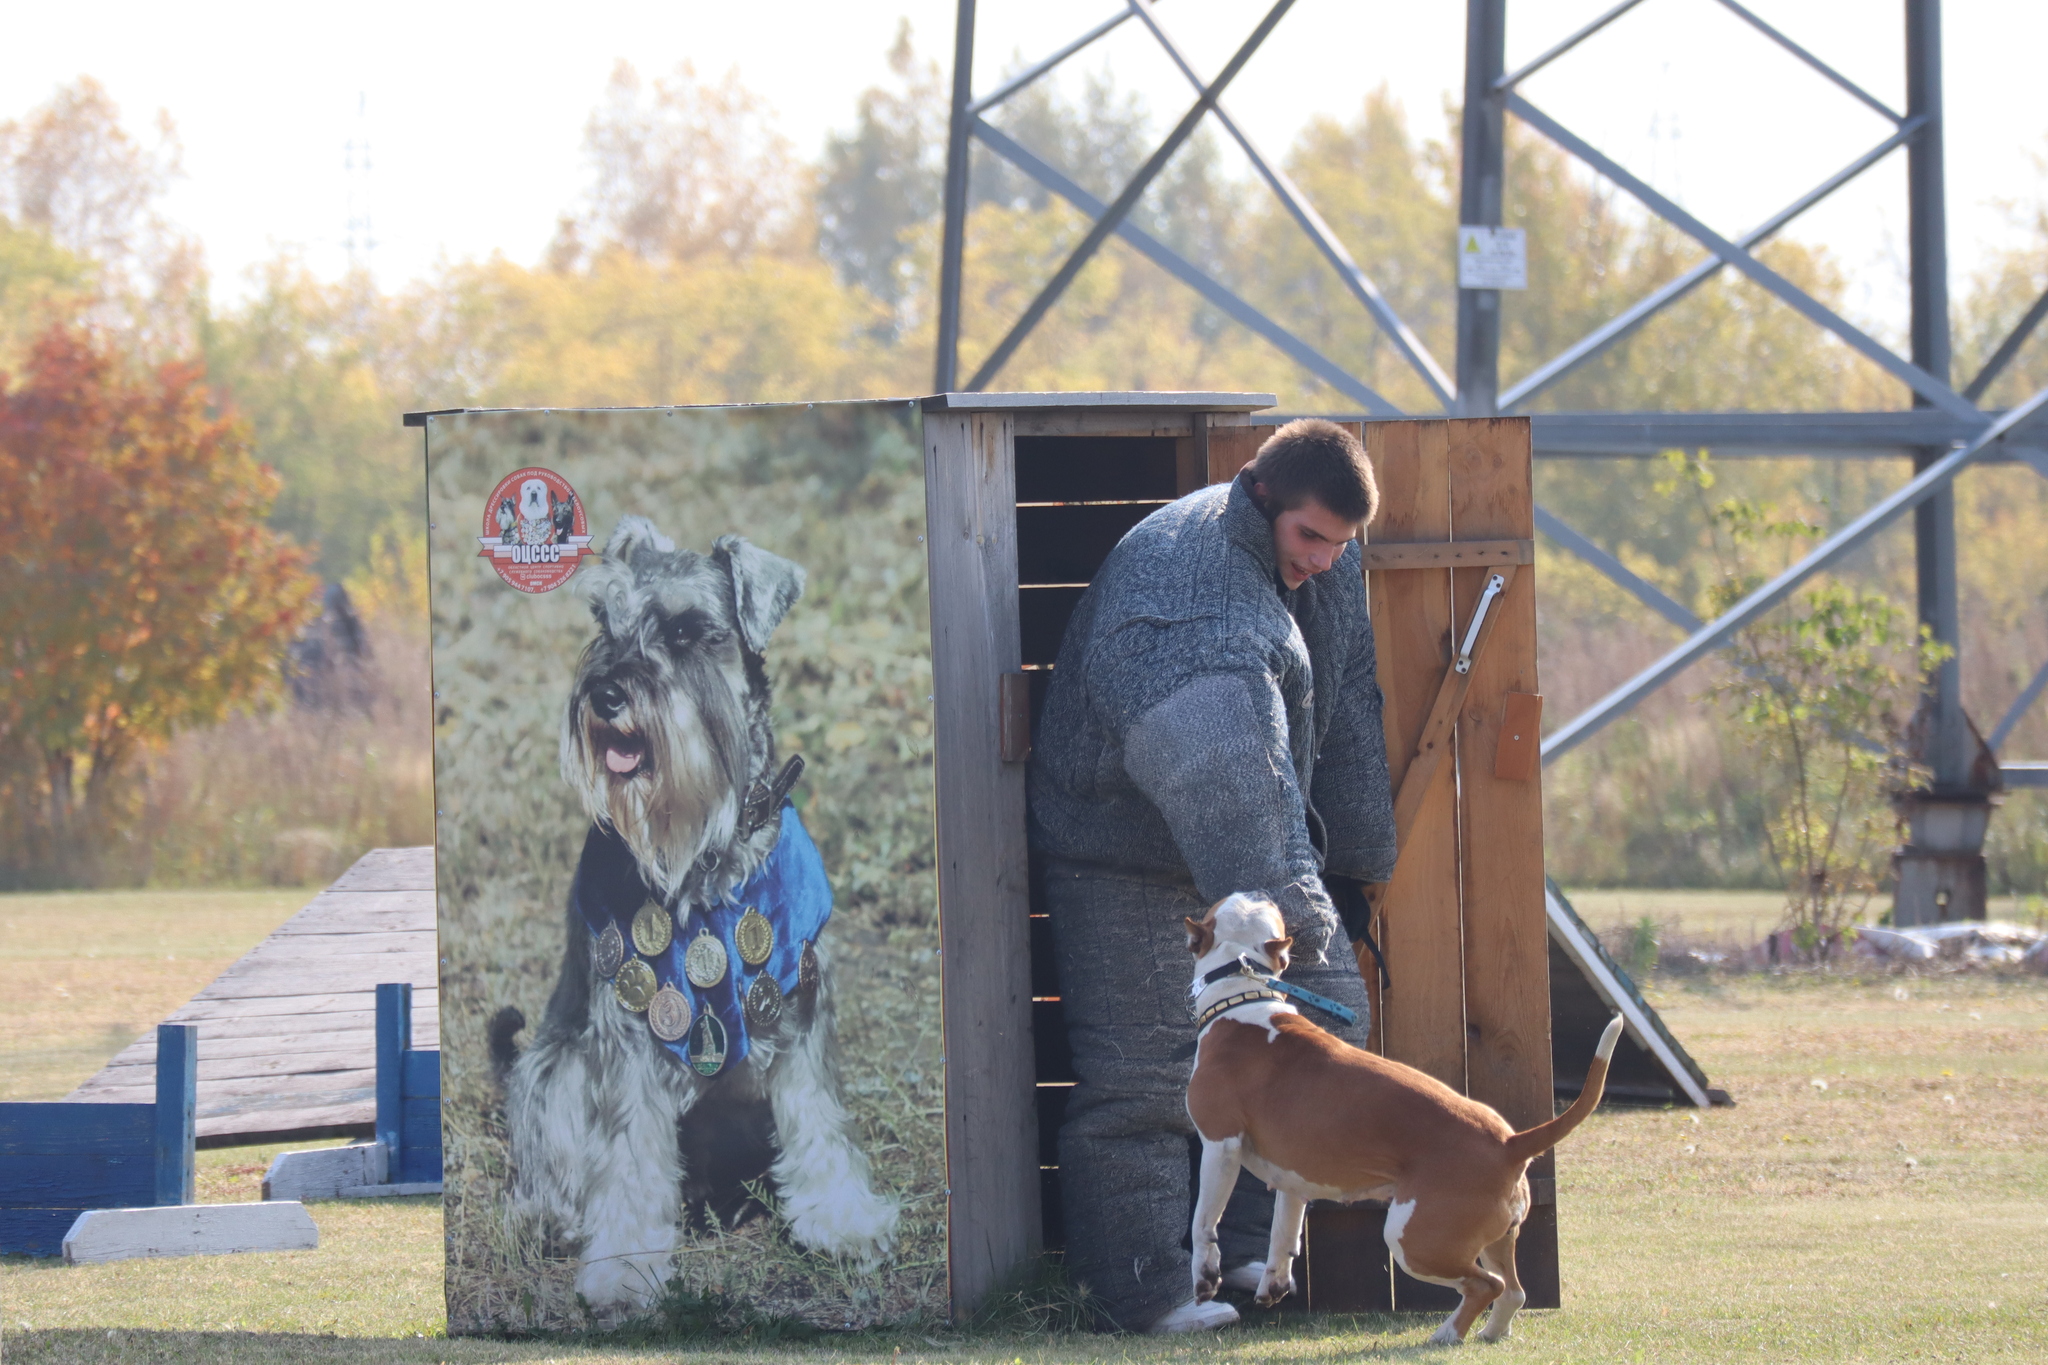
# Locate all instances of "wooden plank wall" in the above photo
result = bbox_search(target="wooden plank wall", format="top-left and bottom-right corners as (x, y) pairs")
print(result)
(926, 410), (1039, 1320)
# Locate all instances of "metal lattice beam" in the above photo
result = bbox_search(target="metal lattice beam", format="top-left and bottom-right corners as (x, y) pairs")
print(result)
(1712, 0), (1904, 124)
(1964, 286), (2048, 403)
(1128, 0), (1455, 407)
(1503, 118), (1926, 411)
(1543, 384), (2048, 765)
(967, 9), (1130, 117)
(970, 117), (1402, 414)
(1989, 654), (2048, 753)
(962, 0), (1294, 392)
(1533, 504), (1701, 632)
(1508, 93), (1979, 420)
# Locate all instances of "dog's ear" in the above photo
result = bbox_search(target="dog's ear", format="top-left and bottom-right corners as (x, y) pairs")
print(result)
(713, 534), (806, 653)
(606, 515), (675, 561)
(1263, 936), (1293, 974)
(1185, 916), (1215, 956)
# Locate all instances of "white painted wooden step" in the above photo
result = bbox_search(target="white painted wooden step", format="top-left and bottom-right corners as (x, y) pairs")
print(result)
(62, 1202), (319, 1264)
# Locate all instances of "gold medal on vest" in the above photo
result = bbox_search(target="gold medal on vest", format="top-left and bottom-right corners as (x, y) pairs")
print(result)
(648, 983), (692, 1041)
(688, 1011), (728, 1076)
(614, 958), (658, 1012)
(631, 901), (672, 958)
(684, 928), (728, 988)
(735, 907), (774, 968)
(593, 921), (626, 979)
(744, 973), (784, 1031)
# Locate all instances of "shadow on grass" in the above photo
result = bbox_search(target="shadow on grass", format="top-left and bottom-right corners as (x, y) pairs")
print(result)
(1, 1330), (467, 1365)
(5, 1309), (1467, 1363)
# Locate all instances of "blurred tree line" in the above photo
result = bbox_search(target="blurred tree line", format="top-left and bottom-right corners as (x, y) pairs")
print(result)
(3, 30), (2048, 892)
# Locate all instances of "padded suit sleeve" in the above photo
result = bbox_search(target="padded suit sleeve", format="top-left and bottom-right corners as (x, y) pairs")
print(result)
(1121, 672), (1341, 962)
(1310, 605), (1398, 884)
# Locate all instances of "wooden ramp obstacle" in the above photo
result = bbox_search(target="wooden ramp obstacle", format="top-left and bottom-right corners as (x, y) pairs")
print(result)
(67, 848), (438, 1144)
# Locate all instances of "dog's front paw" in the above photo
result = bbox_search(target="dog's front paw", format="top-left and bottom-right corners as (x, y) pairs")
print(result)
(1253, 1269), (1295, 1308)
(783, 1182), (900, 1266)
(574, 1249), (671, 1317)
(1192, 1241), (1223, 1302)
(1426, 1317), (1466, 1346)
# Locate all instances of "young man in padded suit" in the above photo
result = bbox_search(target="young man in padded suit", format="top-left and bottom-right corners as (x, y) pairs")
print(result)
(1027, 418), (1398, 1334)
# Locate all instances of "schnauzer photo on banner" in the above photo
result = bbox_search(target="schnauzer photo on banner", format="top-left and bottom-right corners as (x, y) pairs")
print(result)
(422, 403), (938, 1331)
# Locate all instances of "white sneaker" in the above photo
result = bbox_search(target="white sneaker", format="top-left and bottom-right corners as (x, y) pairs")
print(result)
(1219, 1261), (1266, 1294)
(1149, 1299), (1240, 1334)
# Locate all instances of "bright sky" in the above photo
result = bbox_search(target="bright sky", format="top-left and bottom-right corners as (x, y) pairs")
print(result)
(6, 1), (2044, 345)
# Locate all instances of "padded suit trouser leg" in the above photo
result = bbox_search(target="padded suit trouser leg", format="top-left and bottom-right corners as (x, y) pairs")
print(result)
(1044, 864), (1371, 1330)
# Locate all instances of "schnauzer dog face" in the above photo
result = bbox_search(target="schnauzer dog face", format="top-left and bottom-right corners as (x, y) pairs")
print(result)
(561, 517), (804, 900)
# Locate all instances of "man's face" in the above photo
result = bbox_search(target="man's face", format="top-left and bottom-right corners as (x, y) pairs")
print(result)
(1257, 484), (1363, 590)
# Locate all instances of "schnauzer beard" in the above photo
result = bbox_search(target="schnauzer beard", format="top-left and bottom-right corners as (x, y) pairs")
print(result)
(562, 648), (751, 903)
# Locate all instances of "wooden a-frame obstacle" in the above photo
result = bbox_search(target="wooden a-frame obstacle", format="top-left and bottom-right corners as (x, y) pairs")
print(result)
(925, 396), (1562, 1316)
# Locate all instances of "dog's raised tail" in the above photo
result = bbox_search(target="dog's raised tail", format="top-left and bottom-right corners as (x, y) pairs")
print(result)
(1502, 1015), (1625, 1165)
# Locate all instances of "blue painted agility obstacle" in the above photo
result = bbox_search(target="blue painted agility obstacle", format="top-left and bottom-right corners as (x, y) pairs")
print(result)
(376, 982), (442, 1185)
(0, 1023), (197, 1256)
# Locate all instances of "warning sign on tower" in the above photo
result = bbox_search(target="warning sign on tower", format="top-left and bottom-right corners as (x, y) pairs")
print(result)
(1457, 225), (1527, 290)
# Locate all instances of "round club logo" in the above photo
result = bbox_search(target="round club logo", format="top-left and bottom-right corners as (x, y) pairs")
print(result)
(477, 467), (593, 593)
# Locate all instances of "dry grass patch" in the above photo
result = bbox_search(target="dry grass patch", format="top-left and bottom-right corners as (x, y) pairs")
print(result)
(1566, 887), (2048, 949)
(0, 888), (319, 1100)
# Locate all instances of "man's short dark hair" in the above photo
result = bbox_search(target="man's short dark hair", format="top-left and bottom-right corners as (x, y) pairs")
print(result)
(1245, 418), (1379, 526)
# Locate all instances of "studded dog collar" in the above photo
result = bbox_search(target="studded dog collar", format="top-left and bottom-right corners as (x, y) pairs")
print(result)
(1193, 985), (1290, 1031)
(1189, 953), (1360, 1029)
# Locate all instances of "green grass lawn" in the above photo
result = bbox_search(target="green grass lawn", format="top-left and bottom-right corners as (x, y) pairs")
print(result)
(3, 897), (2045, 1362)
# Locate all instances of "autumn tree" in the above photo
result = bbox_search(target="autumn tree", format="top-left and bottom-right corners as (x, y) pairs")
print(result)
(0, 77), (202, 357)
(819, 21), (945, 326)
(549, 61), (802, 268)
(0, 322), (318, 886)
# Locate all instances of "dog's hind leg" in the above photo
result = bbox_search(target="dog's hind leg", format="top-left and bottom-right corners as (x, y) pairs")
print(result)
(765, 986), (899, 1265)
(1474, 1226), (1525, 1342)
(1385, 1198), (1503, 1346)
(1254, 1187), (1306, 1308)
(1189, 1136), (1242, 1303)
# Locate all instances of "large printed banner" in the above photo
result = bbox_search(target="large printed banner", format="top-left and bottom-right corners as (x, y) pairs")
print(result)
(423, 404), (940, 1331)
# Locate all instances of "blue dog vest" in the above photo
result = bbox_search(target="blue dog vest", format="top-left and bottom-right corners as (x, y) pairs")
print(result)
(572, 805), (833, 1072)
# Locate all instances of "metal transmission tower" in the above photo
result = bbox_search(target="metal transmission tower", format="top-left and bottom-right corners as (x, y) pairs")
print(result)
(933, 0), (2048, 924)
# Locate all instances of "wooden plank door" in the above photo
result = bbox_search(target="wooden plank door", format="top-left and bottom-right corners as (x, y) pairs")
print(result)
(1447, 418), (1556, 1307)
(1302, 417), (1554, 1314)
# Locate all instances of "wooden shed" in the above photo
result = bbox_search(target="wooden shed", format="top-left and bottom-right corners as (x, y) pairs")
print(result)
(922, 393), (1556, 1317)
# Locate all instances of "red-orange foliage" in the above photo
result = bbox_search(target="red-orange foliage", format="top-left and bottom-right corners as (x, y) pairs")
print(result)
(0, 322), (318, 885)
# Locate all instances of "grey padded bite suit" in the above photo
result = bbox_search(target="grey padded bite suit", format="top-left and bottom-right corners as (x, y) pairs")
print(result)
(1027, 471), (1397, 1329)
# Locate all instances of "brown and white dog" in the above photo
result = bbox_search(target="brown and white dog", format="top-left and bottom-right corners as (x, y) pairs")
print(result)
(1183, 892), (1623, 1346)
